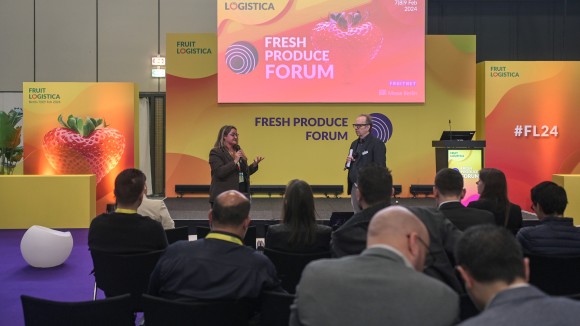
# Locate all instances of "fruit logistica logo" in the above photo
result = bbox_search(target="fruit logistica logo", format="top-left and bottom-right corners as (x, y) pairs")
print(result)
(223, 2), (276, 10)
(226, 41), (259, 74)
(27, 87), (61, 100)
(370, 113), (393, 143)
(489, 65), (520, 78)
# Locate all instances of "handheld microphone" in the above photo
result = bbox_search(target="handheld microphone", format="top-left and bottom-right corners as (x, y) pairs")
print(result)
(346, 149), (354, 168)
(233, 145), (246, 162)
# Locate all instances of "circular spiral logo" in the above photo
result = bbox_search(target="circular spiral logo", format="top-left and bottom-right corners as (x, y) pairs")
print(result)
(370, 113), (393, 143)
(225, 41), (259, 74)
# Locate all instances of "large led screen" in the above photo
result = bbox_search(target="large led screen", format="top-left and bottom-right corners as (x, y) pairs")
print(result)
(217, 0), (425, 103)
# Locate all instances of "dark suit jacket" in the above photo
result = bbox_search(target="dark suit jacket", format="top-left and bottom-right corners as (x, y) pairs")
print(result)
(88, 212), (168, 254)
(265, 223), (332, 253)
(467, 199), (522, 234)
(346, 134), (386, 194)
(330, 202), (390, 258)
(406, 206), (464, 293)
(459, 285), (580, 326)
(209, 147), (258, 203)
(439, 201), (495, 231)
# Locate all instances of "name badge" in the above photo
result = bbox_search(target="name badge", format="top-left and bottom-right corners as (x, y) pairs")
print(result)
(362, 150), (369, 155)
(239, 172), (245, 183)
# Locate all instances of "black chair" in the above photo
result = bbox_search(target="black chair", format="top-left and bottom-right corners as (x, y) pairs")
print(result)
(21, 294), (134, 326)
(527, 253), (580, 296)
(329, 211), (354, 231)
(196, 225), (257, 249)
(263, 248), (331, 293)
(260, 290), (295, 326)
(90, 249), (165, 309)
(165, 226), (189, 244)
(141, 294), (253, 326)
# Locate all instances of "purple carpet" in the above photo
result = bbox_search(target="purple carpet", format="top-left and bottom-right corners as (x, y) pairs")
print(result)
(0, 229), (95, 326)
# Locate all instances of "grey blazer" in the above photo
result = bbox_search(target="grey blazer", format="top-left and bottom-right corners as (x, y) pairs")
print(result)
(459, 285), (580, 326)
(290, 247), (459, 326)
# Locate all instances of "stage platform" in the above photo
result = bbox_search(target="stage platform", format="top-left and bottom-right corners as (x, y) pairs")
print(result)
(167, 197), (435, 236)
(165, 196), (537, 238)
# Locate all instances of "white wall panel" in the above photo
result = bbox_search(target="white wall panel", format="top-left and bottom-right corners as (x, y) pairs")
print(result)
(99, 0), (159, 92)
(0, 0), (35, 91)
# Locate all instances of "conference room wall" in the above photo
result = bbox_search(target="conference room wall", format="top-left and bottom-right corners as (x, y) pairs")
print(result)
(2, 0), (578, 93)
(0, 0), (215, 92)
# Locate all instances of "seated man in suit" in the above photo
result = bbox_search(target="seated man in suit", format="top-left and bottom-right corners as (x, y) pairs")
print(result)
(138, 196), (175, 229)
(290, 206), (459, 326)
(456, 225), (580, 325)
(434, 168), (495, 231)
(149, 190), (283, 301)
(88, 168), (168, 253)
(331, 165), (392, 258)
(516, 181), (580, 255)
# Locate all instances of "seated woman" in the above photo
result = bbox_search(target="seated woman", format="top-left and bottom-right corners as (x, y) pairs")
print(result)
(468, 168), (522, 234)
(265, 180), (332, 253)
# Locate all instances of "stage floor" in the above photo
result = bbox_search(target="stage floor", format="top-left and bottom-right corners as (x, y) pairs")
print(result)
(165, 197), (435, 221)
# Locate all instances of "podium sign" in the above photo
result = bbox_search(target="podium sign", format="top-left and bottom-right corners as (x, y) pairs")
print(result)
(432, 140), (486, 204)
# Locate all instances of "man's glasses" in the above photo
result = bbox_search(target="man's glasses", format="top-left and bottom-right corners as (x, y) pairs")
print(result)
(409, 234), (434, 269)
(352, 124), (369, 129)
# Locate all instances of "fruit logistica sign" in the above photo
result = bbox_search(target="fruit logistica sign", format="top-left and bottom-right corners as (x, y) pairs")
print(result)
(23, 82), (138, 214)
(217, 0), (425, 103)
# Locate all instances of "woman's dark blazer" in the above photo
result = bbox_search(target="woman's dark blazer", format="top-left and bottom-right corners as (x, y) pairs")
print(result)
(265, 223), (332, 253)
(467, 198), (522, 234)
(209, 147), (258, 203)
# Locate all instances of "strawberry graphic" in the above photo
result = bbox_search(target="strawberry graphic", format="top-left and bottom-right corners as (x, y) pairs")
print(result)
(311, 11), (383, 76)
(42, 114), (125, 183)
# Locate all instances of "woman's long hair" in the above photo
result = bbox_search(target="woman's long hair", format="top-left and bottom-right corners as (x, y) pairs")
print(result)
(282, 179), (317, 247)
(479, 168), (511, 226)
(213, 125), (236, 149)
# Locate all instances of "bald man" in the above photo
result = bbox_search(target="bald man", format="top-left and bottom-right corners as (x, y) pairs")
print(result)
(149, 190), (283, 303)
(290, 206), (459, 326)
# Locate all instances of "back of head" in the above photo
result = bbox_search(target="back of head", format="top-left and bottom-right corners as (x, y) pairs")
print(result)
(357, 165), (393, 206)
(531, 181), (567, 215)
(435, 168), (463, 197)
(212, 190), (250, 227)
(114, 168), (146, 206)
(479, 168), (509, 203)
(283, 179), (317, 245)
(455, 225), (525, 284)
(368, 206), (429, 271)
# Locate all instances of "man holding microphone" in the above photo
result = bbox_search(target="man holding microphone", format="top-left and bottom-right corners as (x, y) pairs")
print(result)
(345, 114), (387, 212)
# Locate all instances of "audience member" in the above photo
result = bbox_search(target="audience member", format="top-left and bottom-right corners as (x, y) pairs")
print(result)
(88, 168), (168, 253)
(517, 181), (580, 255)
(467, 168), (522, 234)
(138, 196), (175, 229)
(265, 179), (331, 253)
(331, 165), (392, 257)
(456, 225), (580, 325)
(407, 206), (464, 293)
(149, 190), (283, 301)
(434, 168), (495, 231)
(290, 206), (459, 326)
